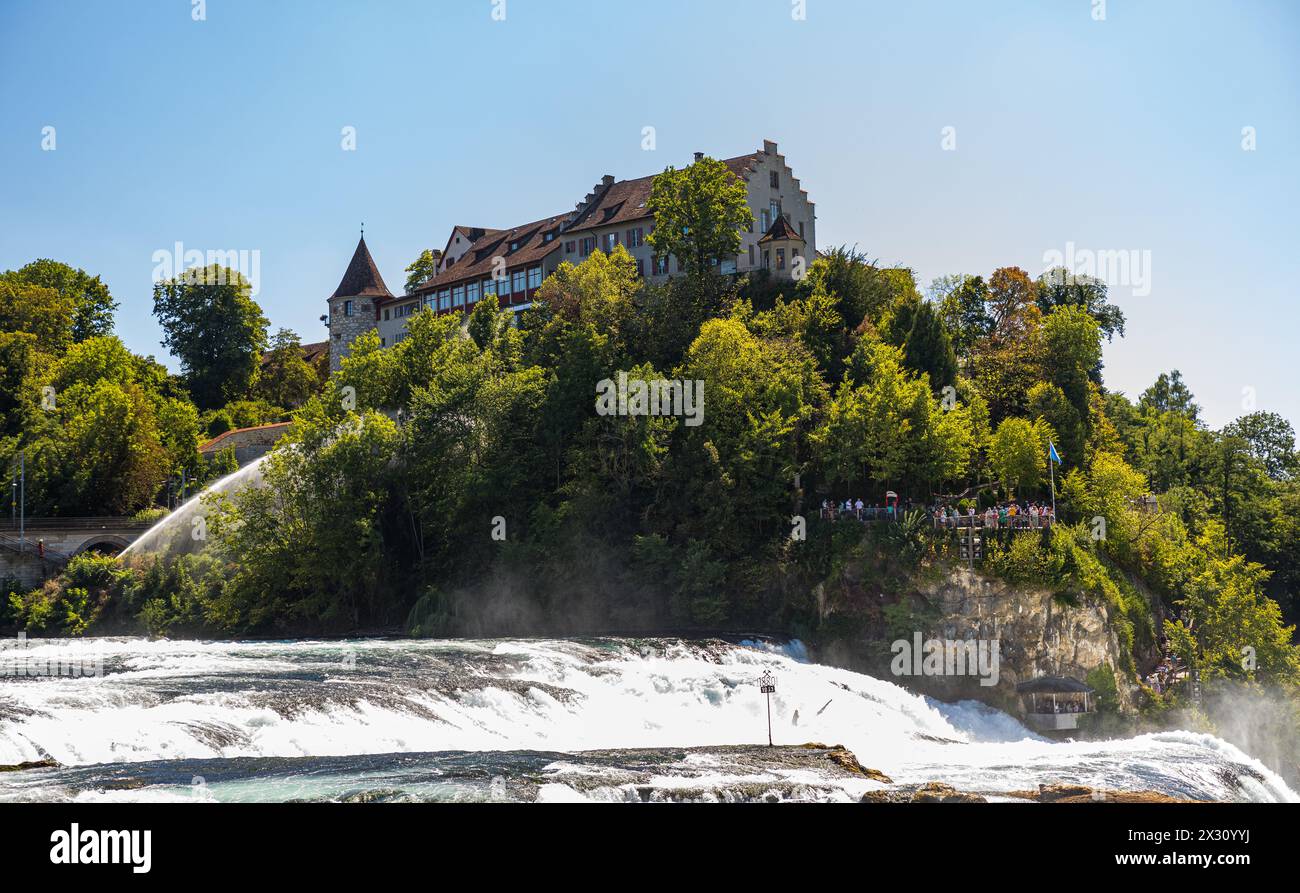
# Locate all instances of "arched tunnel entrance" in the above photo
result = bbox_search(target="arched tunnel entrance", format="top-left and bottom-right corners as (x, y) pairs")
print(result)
(74, 537), (132, 557)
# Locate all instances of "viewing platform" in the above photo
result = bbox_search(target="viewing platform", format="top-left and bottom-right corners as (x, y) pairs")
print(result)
(1016, 676), (1095, 732)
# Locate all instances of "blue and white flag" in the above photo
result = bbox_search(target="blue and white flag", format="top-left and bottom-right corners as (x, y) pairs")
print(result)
(1048, 441), (1061, 464)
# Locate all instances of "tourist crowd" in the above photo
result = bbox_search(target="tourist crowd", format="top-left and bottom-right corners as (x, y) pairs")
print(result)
(817, 497), (1057, 531)
(1143, 640), (1188, 695)
(932, 502), (1055, 530)
(819, 498), (913, 521)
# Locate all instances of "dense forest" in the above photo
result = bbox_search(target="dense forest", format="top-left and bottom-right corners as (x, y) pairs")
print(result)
(4, 158), (1300, 767)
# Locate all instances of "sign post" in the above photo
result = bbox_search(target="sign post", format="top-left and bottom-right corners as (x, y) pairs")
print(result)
(759, 670), (776, 746)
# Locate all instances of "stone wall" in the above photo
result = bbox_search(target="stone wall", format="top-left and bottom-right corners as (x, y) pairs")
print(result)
(199, 422), (290, 467)
(328, 295), (378, 372)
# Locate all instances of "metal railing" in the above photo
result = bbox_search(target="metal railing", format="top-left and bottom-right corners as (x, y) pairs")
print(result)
(932, 514), (1055, 531)
(818, 507), (903, 522)
(0, 531), (73, 562)
(0, 517), (153, 532)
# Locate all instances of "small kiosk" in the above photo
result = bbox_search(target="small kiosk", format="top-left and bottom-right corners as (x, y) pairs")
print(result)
(1016, 676), (1095, 732)
(884, 491), (899, 518)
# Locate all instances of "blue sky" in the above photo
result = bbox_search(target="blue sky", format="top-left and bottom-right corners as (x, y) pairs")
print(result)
(2, 0), (1297, 429)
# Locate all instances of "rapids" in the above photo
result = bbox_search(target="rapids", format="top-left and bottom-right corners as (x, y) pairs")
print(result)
(0, 636), (1293, 803)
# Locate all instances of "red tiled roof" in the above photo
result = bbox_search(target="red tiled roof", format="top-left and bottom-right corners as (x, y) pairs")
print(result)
(440, 227), (499, 265)
(198, 422), (291, 453)
(330, 236), (394, 300)
(261, 340), (328, 367)
(411, 214), (567, 295)
(405, 150), (762, 297)
(562, 154), (759, 235)
(299, 340), (328, 360)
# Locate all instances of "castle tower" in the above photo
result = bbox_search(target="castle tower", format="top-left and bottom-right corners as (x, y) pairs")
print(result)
(327, 233), (392, 372)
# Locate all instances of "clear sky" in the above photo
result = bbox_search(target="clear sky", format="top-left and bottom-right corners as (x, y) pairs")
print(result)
(2, 0), (1297, 430)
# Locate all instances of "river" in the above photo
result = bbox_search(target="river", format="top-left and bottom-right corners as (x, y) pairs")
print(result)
(0, 636), (1293, 803)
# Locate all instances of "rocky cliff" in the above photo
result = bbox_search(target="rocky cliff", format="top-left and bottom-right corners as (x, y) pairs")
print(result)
(810, 563), (1154, 718)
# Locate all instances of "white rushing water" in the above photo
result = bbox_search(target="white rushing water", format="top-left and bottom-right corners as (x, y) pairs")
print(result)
(0, 636), (1293, 802)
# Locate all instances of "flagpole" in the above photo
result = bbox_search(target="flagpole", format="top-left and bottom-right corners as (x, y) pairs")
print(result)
(1049, 444), (1056, 519)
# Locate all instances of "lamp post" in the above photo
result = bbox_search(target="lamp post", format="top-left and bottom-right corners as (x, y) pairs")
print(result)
(759, 670), (776, 746)
(17, 450), (23, 554)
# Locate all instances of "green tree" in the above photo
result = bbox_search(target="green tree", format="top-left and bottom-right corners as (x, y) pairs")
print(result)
(152, 265), (268, 410)
(799, 246), (895, 329)
(971, 267), (1045, 423)
(28, 379), (170, 515)
(466, 293), (515, 354)
(1027, 381), (1083, 469)
(816, 337), (970, 492)
(0, 332), (42, 438)
(10, 259), (117, 341)
(1140, 370), (1200, 421)
(1164, 522), (1300, 685)
(1036, 268), (1125, 345)
(209, 408), (404, 632)
(897, 300), (957, 392)
(669, 317), (824, 559)
(1040, 305), (1102, 443)
(988, 416), (1054, 496)
(404, 248), (441, 295)
(1225, 411), (1296, 481)
(257, 328), (319, 409)
(0, 276), (76, 353)
(647, 155), (753, 278)
(935, 274), (994, 361)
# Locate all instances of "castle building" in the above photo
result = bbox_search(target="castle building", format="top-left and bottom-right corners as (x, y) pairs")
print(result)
(328, 140), (815, 371)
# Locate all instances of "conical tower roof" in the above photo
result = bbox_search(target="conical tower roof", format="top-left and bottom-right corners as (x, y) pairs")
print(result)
(758, 214), (805, 244)
(330, 236), (393, 299)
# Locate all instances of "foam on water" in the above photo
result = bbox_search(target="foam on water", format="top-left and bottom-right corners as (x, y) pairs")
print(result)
(0, 636), (1293, 802)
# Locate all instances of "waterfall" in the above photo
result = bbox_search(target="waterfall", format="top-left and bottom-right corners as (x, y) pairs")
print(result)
(0, 637), (1293, 803)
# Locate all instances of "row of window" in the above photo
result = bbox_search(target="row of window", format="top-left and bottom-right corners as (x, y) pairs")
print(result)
(380, 219), (808, 324)
(563, 209), (804, 255)
(417, 266), (547, 312)
(565, 226), (647, 257)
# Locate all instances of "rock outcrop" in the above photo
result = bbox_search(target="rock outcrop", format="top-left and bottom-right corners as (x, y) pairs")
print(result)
(813, 564), (1151, 717)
